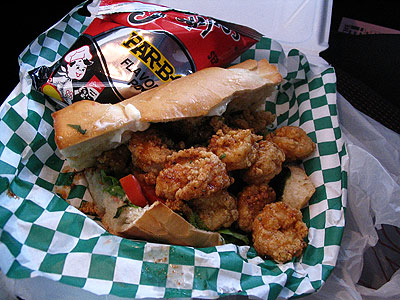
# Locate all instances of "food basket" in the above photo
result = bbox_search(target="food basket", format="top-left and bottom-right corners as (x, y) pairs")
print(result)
(0, 1), (348, 299)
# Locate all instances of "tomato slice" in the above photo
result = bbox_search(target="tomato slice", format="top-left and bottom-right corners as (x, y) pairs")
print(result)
(119, 174), (148, 207)
(141, 183), (165, 204)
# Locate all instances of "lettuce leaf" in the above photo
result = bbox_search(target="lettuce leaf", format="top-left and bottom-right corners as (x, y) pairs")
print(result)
(100, 170), (125, 198)
(218, 228), (250, 245)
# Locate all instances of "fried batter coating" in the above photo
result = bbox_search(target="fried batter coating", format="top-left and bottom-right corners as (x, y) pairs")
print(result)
(79, 201), (97, 216)
(237, 184), (276, 232)
(209, 116), (229, 133)
(128, 129), (174, 184)
(226, 109), (276, 135)
(266, 126), (315, 161)
(155, 148), (233, 201)
(134, 171), (158, 187)
(158, 117), (214, 147)
(208, 128), (262, 171)
(252, 202), (308, 263)
(243, 140), (285, 184)
(165, 198), (193, 217)
(191, 190), (238, 231)
(96, 144), (132, 178)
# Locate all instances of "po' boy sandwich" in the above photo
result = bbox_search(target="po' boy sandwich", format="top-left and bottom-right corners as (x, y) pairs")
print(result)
(52, 59), (285, 249)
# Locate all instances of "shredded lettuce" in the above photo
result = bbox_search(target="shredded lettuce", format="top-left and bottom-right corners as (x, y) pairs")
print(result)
(114, 200), (140, 219)
(187, 211), (251, 245)
(188, 212), (209, 231)
(218, 228), (250, 245)
(100, 170), (125, 198)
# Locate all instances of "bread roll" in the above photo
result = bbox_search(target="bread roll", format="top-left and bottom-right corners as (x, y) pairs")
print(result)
(52, 59), (282, 171)
(281, 164), (315, 210)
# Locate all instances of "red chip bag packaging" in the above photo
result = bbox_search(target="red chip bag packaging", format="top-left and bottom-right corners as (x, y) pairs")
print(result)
(30, 0), (261, 107)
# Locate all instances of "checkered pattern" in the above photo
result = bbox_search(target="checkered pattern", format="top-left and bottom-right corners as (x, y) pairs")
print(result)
(18, 6), (91, 76)
(0, 2), (348, 299)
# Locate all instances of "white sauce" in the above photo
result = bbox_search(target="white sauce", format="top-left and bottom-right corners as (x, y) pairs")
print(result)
(206, 97), (232, 116)
(93, 103), (150, 132)
(66, 103), (150, 170)
(93, 105), (121, 130)
(124, 103), (141, 120)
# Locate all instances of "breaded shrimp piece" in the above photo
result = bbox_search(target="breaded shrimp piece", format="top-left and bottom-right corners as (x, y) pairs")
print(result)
(165, 198), (193, 217)
(96, 144), (132, 178)
(159, 117), (214, 147)
(208, 128), (262, 171)
(252, 202), (308, 263)
(191, 190), (239, 231)
(243, 140), (285, 185)
(237, 184), (276, 232)
(155, 148), (233, 201)
(226, 109), (276, 135)
(128, 129), (174, 184)
(209, 116), (229, 132)
(266, 126), (315, 161)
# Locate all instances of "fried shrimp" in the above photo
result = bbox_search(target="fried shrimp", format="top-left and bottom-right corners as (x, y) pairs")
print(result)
(158, 117), (214, 147)
(226, 109), (276, 135)
(96, 144), (132, 178)
(252, 202), (308, 263)
(208, 128), (262, 171)
(237, 184), (276, 232)
(155, 148), (233, 201)
(165, 198), (193, 217)
(266, 126), (315, 161)
(191, 190), (238, 231)
(128, 129), (174, 185)
(243, 140), (285, 185)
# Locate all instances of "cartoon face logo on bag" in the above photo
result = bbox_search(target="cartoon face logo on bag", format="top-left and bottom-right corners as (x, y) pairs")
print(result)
(49, 45), (94, 104)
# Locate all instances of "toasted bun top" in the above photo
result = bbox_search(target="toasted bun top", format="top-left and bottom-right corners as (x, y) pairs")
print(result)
(52, 59), (282, 170)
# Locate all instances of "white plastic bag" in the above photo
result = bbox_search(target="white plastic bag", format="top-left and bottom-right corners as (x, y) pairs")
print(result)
(301, 93), (400, 300)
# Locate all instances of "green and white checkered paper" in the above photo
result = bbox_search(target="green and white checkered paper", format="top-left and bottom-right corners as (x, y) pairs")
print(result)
(0, 2), (348, 299)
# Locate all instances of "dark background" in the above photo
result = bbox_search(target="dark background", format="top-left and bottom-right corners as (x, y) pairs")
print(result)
(1, 1), (400, 132)
(1, 0), (82, 102)
(321, 1), (400, 133)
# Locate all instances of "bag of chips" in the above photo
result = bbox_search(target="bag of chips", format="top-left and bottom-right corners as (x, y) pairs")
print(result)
(30, 0), (261, 108)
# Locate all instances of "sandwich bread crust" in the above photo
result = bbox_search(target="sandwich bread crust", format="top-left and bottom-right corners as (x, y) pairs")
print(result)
(52, 59), (282, 171)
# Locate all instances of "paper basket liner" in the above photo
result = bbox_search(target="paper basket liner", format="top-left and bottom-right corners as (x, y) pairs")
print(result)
(0, 2), (348, 299)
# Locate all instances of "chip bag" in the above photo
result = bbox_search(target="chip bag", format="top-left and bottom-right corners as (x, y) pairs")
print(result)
(30, 0), (261, 107)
